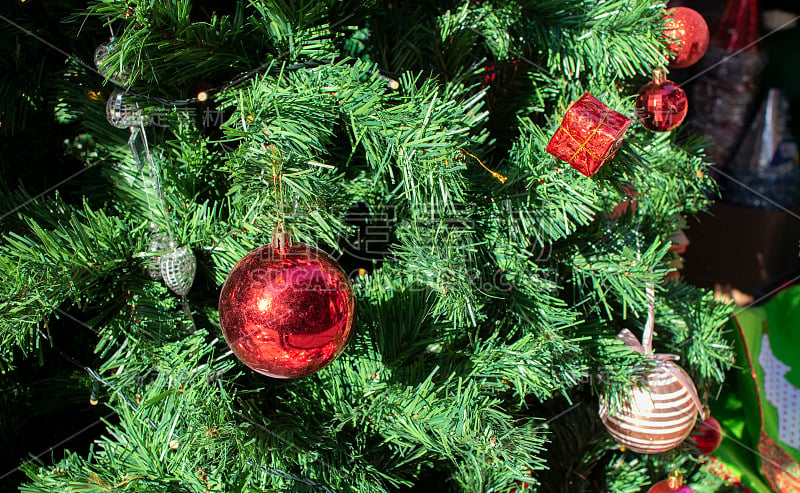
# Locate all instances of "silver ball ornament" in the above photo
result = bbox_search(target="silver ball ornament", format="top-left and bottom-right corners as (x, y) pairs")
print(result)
(94, 39), (129, 85)
(145, 233), (172, 280)
(160, 246), (196, 297)
(106, 91), (147, 129)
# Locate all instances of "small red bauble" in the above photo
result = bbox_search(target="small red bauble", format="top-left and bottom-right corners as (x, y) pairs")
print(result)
(546, 92), (632, 177)
(635, 69), (688, 132)
(218, 231), (355, 379)
(648, 480), (695, 493)
(687, 415), (723, 455)
(648, 472), (695, 493)
(664, 7), (709, 69)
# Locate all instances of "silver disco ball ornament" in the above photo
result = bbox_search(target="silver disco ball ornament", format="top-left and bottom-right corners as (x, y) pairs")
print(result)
(145, 233), (172, 280)
(93, 42), (111, 67)
(106, 91), (147, 129)
(94, 39), (129, 85)
(160, 246), (196, 297)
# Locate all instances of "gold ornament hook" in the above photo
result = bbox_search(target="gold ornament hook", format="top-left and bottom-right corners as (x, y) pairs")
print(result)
(667, 470), (684, 489)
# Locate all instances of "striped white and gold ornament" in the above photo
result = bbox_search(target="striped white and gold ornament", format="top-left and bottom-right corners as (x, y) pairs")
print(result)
(599, 358), (698, 453)
(599, 285), (702, 454)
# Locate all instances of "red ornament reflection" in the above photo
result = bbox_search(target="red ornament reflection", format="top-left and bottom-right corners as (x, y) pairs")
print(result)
(219, 239), (355, 379)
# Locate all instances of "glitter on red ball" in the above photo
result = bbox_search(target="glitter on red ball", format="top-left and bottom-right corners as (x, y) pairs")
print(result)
(218, 233), (355, 379)
(664, 7), (709, 69)
(687, 416), (723, 455)
(635, 69), (688, 132)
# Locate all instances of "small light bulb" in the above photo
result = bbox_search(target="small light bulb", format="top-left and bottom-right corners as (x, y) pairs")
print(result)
(197, 91), (208, 102)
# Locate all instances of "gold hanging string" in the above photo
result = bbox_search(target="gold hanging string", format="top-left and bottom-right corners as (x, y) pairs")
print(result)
(462, 150), (507, 184)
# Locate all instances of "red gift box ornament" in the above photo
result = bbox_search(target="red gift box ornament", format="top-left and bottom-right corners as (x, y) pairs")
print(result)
(546, 93), (632, 177)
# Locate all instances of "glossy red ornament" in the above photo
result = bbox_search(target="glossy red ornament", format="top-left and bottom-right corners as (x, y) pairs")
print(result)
(648, 472), (695, 493)
(687, 416), (723, 455)
(648, 480), (695, 493)
(218, 232), (355, 379)
(635, 69), (688, 132)
(546, 92), (632, 177)
(664, 7), (709, 69)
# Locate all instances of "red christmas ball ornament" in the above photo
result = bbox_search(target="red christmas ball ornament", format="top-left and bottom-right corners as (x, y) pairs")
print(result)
(687, 415), (723, 455)
(648, 472), (695, 493)
(664, 7), (709, 69)
(635, 69), (688, 132)
(218, 231), (355, 379)
(648, 481), (694, 493)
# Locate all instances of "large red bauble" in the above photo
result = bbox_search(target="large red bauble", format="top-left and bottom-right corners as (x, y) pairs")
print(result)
(648, 480), (694, 493)
(635, 70), (688, 132)
(687, 416), (723, 455)
(664, 7), (709, 69)
(218, 237), (355, 379)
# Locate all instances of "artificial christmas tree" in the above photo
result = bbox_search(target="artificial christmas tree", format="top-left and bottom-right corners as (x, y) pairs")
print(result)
(0, 1), (734, 491)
